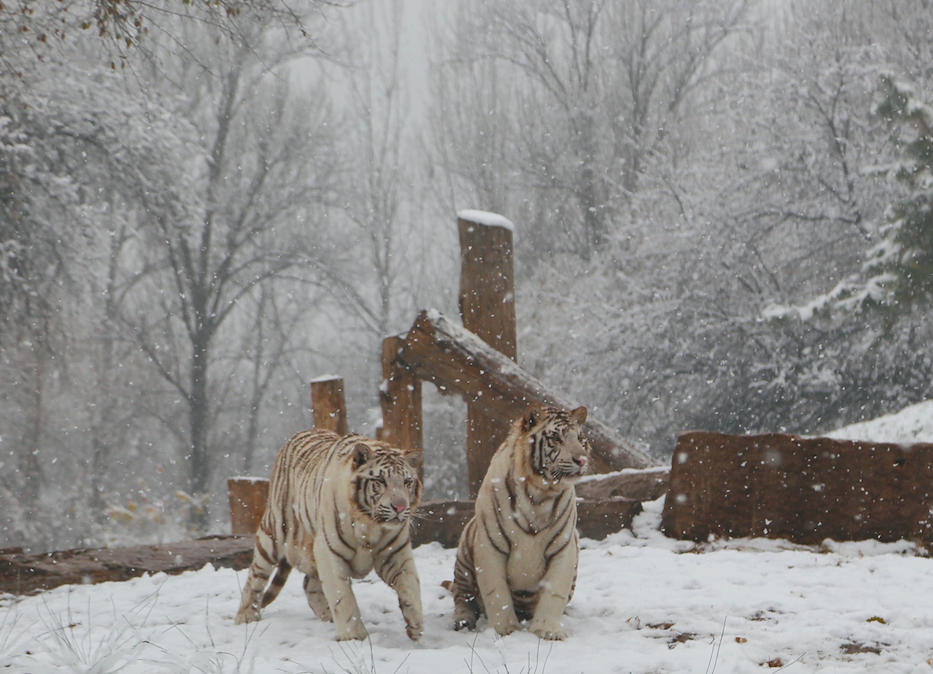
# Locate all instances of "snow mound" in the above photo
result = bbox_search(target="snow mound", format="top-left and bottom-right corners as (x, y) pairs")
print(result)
(827, 398), (933, 444)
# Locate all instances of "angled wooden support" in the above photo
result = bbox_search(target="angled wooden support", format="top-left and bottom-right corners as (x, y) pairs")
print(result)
(310, 375), (349, 435)
(395, 310), (657, 473)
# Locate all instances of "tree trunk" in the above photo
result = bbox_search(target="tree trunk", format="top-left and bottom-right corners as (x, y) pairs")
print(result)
(187, 333), (211, 531)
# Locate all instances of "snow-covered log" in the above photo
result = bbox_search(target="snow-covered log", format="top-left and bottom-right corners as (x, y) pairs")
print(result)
(393, 310), (657, 473)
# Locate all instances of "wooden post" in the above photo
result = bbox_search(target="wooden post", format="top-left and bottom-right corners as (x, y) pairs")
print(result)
(310, 376), (349, 435)
(458, 210), (517, 496)
(227, 477), (269, 535)
(381, 335), (423, 479)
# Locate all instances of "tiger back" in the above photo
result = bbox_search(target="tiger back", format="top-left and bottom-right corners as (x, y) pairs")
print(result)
(450, 404), (589, 641)
(235, 429), (424, 641)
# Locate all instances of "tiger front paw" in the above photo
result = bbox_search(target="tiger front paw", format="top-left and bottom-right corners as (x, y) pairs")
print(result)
(405, 620), (424, 641)
(529, 622), (567, 641)
(492, 619), (522, 637)
(335, 618), (369, 642)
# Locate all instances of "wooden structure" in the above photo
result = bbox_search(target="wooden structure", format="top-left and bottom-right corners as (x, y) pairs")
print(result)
(310, 375), (349, 435)
(380, 336), (423, 480)
(0, 536), (253, 596)
(662, 431), (933, 545)
(458, 211), (517, 496)
(227, 478), (269, 535)
(225, 210), (654, 547)
(383, 310), (655, 475)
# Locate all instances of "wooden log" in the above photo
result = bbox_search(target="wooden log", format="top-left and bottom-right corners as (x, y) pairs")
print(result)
(458, 211), (518, 496)
(411, 498), (643, 549)
(576, 467), (670, 502)
(577, 497), (644, 541)
(0, 536), (253, 596)
(381, 335), (424, 481)
(310, 375), (348, 435)
(0, 497), (641, 597)
(227, 477), (270, 535)
(394, 310), (657, 472)
(412, 500), (476, 548)
(661, 431), (933, 545)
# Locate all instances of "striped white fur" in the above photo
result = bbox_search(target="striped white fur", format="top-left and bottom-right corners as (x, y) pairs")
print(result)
(450, 405), (590, 640)
(235, 429), (424, 641)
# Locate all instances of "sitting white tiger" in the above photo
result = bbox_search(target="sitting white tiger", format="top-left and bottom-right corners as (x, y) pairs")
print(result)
(235, 429), (424, 641)
(449, 404), (590, 640)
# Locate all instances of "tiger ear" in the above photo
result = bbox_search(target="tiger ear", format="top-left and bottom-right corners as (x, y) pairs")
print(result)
(571, 406), (587, 425)
(352, 443), (372, 469)
(522, 405), (541, 433)
(404, 449), (423, 471)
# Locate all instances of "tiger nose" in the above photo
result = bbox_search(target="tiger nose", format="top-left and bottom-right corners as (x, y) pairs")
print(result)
(573, 456), (587, 467)
(392, 502), (407, 513)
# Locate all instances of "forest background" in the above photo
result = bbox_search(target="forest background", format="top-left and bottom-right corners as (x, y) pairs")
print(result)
(2, 0), (932, 552)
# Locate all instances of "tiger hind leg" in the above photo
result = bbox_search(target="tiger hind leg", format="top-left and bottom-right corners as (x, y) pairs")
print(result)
(452, 592), (481, 631)
(302, 568), (333, 622)
(451, 521), (482, 631)
(235, 530), (279, 624)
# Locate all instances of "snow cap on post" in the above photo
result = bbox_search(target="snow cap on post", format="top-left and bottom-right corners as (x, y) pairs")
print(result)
(456, 209), (515, 232)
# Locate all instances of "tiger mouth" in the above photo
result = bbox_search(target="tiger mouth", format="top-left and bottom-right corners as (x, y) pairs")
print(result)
(374, 507), (410, 523)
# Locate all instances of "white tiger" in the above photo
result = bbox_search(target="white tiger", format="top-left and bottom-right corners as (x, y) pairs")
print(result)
(235, 429), (424, 641)
(449, 404), (590, 640)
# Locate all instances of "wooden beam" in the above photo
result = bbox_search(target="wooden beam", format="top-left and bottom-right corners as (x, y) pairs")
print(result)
(310, 375), (349, 435)
(395, 310), (657, 471)
(458, 212), (518, 496)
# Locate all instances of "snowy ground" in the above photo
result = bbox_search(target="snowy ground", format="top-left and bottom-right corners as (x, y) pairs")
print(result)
(3, 497), (933, 674)
(5, 401), (933, 674)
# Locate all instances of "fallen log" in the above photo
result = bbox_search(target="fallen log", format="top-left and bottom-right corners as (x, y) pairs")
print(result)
(576, 467), (670, 502)
(412, 498), (642, 548)
(0, 535), (253, 597)
(394, 310), (657, 473)
(1, 496), (643, 596)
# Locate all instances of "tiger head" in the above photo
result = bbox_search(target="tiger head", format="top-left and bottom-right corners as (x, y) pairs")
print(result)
(351, 442), (423, 525)
(520, 404), (590, 486)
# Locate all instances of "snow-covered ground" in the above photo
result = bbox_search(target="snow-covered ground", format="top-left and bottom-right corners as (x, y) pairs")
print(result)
(3, 498), (933, 674)
(5, 400), (933, 674)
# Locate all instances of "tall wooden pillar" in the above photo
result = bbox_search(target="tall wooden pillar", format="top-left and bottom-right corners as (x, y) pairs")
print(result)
(310, 376), (349, 435)
(457, 210), (516, 497)
(380, 335), (423, 479)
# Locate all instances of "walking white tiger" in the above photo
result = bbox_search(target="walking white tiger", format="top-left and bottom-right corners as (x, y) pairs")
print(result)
(235, 429), (424, 641)
(449, 404), (590, 640)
